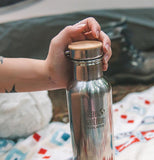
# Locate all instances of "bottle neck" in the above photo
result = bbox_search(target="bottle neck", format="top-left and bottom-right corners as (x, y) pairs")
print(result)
(73, 59), (103, 81)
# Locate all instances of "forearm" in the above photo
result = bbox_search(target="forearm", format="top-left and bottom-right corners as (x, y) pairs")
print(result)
(0, 57), (54, 92)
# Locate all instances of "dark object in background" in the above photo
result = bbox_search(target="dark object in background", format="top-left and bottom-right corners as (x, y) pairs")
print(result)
(103, 19), (154, 83)
(1, 9), (154, 58)
(0, 0), (26, 7)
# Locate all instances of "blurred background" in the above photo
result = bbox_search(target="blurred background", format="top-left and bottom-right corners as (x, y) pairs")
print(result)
(0, 0), (154, 122)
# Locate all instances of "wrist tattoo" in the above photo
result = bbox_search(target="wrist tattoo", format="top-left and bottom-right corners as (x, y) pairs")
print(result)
(5, 84), (16, 93)
(0, 56), (3, 64)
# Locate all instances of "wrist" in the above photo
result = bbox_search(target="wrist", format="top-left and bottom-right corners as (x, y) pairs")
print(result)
(45, 58), (68, 90)
(44, 59), (61, 90)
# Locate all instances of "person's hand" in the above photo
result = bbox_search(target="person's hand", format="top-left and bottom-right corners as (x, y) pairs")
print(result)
(45, 17), (112, 89)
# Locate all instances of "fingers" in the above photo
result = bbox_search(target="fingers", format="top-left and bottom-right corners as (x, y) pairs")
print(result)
(60, 17), (101, 45)
(51, 17), (112, 71)
(52, 17), (102, 51)
(102, 63), (108, 71)
(99, 31), (112, 71)
(77, 17), (101, 39)
(76, 18), (112, 71)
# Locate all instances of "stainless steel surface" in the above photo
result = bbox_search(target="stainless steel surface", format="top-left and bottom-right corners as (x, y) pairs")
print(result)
(68, 48), (103, 61)
(66, 41), (114, 160)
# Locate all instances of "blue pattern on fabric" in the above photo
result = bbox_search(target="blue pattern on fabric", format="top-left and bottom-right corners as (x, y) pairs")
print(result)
(0, 139), (15, 153)
(0, 139), (7, 148)
(61, 133), (70, 141)
(128, 106), (146, 116)
(142, 116), (154, 125)
(50, 129), (70, 146)
(5, 148), (26, 160)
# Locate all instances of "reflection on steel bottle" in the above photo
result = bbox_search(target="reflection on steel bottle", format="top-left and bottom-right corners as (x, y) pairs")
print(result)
(66, 40), (114, 160)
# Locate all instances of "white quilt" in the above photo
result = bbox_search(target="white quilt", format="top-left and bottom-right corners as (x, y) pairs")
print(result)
(0, 86), (154, 160)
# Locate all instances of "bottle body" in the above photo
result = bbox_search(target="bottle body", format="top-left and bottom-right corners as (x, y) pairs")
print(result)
(66, 77), (114, 160)
(66, 40), (114, 160)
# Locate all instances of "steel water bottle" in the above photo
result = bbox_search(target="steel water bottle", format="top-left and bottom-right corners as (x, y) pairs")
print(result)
(66, 40), (114, 160)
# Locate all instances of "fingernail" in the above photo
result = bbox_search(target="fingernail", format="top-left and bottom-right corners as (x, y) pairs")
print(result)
(76, 23), (86, 28)
(103, 64), (108, 71)
(105, 44), (110, 53)
(96, 30), (100, 38)
(104, 54), (109, 63)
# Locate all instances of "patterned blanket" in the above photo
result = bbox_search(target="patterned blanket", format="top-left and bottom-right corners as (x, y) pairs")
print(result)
(0, 86), (154, 160)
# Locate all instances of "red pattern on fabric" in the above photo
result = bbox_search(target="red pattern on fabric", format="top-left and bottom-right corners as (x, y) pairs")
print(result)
(33, 133), (41, 142)
(116, 135), (140, 152)
(114, 109), (119, 112)
(121, 115), (127, 119)
(116, 130), (154, 153)
(145, 100), (150, 105)
(38, 148), (47, 154)
(141, 130), (154, 141)
(128, 120), (134, 123)
(43, 156), (51, 159)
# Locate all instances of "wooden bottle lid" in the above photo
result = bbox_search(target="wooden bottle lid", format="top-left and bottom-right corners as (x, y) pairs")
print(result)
(68, 40), (102, 50)
(67, 40), (103, 61)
